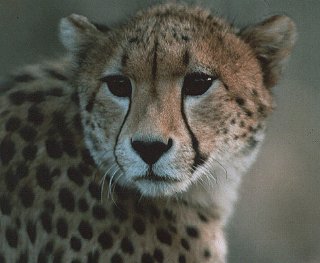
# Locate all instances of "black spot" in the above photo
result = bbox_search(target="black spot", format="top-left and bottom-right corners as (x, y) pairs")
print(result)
(70, 236), (82, 251)
(52, 111), (66, 131)
(88, 182), (100, 200)
(204, 249), (211, 258)
(15, 217), (21, 229)
(258, 104), (267, 116)
(244, 108), (253, 117)
(0, 137), (15, 165)
(156, 228), (172, 245)
(163, 209), (175, 222)
(82, 149), (95, 166)
(142, 253), (154, 263)
(22, 144), (38, 161)
(28, 105), (44, 125)
(180, 238), (190, 250)
(87, 250), (100, 263)
(153, 248), (164, 263)
(111, 253), (123, 263)
(168, 224), (177, 233)
(186, 226), (199, 238)
(9, 90), (27, 105)
(235, 97), (245, 106)
(112, 204), (128, 221)
(240, 120), (245, 128)
(92, 205), (107, 220)
(37, 242), (53, 263)
(73, 113), (82, 130)
(43, 199), (55, 213)
(246, 136), (258, 151)
(27, 91), (45, 103)
(53, 249), (64, 263)
(19, 185), (35, 208)
(78, 220), (93, 240)
(5, 116), (21, 132)
(36, 164), (52, 190)
(40, 211), (52, 233)
(62, 138), (78, 157)
(178, 255), (186, 263)
(59, 188), (75, 212)
(17, 251), (28, 263)
(98, 231), (113, 249)
(46, 138), (63, 159)
(230, 118), (236, 125)
(111, 225), (120, 234)
(5, 163), (28, 191)
(19, 125), (37, 141)
(129, 36), (138, 43)
(56, 217), (68, 238)
(0, 195), (11, 215)
(148, 204), (160, 219)
(78, 162), (92, 177)
(198, 212), (208, 223)
(78, 198), (89, 212)
(15, 162), (29, 177)
(45, 69), (68, 81)
(67, 166), (83, 186)
(47, 88), (64, 97)
(27, 221), (37, 244)
(14, 73), (35, 82)
(5, 227), (18, 247)
(120, 237), (134, 254)
(181, 35), (190, 41)
(252, 89), (258, 96)
(133, 217), (146, 235)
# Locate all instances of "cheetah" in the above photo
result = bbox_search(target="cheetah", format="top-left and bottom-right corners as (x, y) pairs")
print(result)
(0, 4), (296, 263)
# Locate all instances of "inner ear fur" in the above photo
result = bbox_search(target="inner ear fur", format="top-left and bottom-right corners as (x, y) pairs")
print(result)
(59, 14), (103, 53)
(240, 15), (297, 88)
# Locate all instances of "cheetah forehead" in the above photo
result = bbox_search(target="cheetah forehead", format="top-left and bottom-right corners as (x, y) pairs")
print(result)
(115, 5), (236, 79)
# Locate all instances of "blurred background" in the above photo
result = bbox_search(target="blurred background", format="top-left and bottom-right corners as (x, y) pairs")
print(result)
(0, 0), (319, 262)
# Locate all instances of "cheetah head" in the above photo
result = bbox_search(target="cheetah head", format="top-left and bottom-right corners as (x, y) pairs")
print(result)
(60, 5), (296, 199)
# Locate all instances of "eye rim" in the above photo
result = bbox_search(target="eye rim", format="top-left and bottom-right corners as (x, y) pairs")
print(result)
(100, 75), (132, 98)
(182, 72), (217, 96)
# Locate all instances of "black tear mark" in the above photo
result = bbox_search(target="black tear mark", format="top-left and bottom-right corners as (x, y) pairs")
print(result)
(113, 98), (131, 172)
(180, 94), (206, 170)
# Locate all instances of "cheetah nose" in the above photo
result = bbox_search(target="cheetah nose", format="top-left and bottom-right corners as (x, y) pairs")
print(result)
(131, 138), (173, 165)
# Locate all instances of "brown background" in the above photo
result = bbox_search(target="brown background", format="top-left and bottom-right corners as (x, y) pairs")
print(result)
(1, 0), (319, 262)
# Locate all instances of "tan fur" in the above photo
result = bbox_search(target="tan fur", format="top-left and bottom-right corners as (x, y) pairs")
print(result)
(0, 4), (296, 262)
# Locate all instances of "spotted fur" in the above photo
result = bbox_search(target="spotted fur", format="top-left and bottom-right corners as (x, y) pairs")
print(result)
(0, 4), (296, 263)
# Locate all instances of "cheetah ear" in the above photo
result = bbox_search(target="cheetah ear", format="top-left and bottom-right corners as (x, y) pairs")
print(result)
(240, 15), (297, 88)
(59, 14), (100, 52)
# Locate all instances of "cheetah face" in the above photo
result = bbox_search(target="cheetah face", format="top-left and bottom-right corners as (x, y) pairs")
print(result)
(60, 6), (296, 197)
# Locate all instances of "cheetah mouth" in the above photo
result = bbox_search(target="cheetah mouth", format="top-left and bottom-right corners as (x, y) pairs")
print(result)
(134, 171), (181, 183)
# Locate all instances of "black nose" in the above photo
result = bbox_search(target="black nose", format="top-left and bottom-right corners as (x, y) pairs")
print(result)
(131, 138), (173, 165)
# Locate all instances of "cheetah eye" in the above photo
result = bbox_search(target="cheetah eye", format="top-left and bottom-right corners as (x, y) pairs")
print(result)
(100, 75), (132, 98)
(182, 72), (217, 96)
